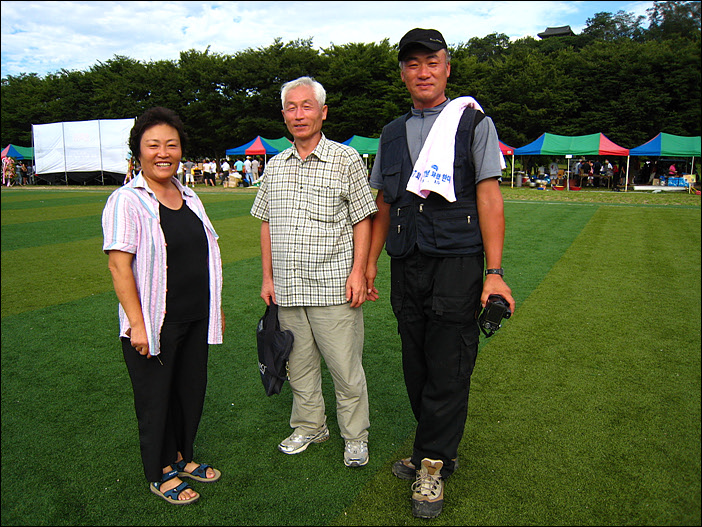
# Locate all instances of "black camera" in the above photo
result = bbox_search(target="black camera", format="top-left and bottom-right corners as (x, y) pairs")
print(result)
(478, 295), (512, 337)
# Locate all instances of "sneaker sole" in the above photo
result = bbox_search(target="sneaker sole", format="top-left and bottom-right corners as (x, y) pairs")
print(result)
(278, 430), (330, 455)
(344, 457), (369, 467)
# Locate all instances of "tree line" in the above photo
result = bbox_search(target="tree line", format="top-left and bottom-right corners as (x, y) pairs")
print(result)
(1, 1), (700, 161)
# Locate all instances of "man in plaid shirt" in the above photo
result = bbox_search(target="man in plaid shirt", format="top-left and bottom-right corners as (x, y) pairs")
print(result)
(250, 76), (378, 467)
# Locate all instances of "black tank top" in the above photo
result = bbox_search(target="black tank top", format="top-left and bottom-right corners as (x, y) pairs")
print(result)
(159, 201), (209, 323)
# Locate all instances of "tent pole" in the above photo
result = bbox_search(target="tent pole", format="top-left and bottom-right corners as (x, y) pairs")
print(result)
(625, 156), (630, 192)
(510, 154), (514, 188)
(62, 122), (68, 185)
(567, 158), (570, 191)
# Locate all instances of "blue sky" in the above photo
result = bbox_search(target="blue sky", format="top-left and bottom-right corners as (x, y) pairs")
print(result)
(1, 1), (656, 78)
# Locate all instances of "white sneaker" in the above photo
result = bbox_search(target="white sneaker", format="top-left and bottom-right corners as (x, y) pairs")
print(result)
(344, 440), (369, 467)
(278, 426), (329, 455)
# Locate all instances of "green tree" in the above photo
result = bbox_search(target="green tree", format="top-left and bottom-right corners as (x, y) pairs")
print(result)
(646, 0), (702, 40)
(582, 11), (647, 42)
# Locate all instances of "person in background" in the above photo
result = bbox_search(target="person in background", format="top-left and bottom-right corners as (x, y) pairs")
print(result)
(3, 156), (16, 186)
(221, 158), (230, 185)
(250, 76), (377, 469)
(102, 107), (224, 506)
(18, 161), (28, 185)
(202, 158), (212, 186)
(244, 156), (253, 186)
(251, 156), (260, 184)
(365, 28), (515, 519)
(234, 157), (244, 180)
(184, 158), (195, 188)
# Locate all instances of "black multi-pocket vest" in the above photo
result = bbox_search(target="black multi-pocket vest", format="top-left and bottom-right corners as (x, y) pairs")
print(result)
(379, 107), (486, 259)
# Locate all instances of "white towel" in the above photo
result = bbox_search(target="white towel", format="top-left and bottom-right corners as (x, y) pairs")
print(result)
(406, 96), (506, 202)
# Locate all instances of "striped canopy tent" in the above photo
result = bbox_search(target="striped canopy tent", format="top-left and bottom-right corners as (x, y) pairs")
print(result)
(629, 133), (700, 191)
(514, 133), (630, 190)
(629, 133), (701, 157)
(225, 136), (292, 158)
(514, 132), (629, 156)
(1, 144), (34, 160)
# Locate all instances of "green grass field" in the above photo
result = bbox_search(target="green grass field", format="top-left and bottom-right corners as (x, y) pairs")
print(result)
(1, 185), (700, 526)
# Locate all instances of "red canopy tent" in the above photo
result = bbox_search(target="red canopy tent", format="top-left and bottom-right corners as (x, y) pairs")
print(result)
(499, 141), (517, 187)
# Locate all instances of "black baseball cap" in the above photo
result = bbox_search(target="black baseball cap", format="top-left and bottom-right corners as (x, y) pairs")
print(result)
(398, 28), (447, 61)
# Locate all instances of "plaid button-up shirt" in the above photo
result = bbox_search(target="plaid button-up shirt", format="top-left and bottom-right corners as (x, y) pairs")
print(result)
(251, 135), (378, 307)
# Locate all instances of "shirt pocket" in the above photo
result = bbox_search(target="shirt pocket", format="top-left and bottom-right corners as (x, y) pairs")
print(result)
(381, 162), (403, 203)
(307, 184), (344, 224)
(432, 208), (482, 251)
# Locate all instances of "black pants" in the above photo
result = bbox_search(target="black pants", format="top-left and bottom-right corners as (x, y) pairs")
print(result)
(122, 318), (209, 482)
(390, 251), (483, 477)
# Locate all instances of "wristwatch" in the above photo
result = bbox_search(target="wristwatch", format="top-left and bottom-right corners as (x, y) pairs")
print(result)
(485, 268), (504, 276)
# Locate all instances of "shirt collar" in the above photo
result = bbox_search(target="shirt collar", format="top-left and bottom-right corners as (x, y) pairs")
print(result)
(130, 173), (196, 200)
(410, 97), (451, 118)
(283, 133), (331, 162)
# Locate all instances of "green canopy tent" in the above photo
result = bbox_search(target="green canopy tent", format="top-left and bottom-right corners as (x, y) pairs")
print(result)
(342, 135), (379, 155)
(342, 136), (379, 170)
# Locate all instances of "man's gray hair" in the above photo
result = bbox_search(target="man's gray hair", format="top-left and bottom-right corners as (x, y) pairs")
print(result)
(281, 76), (326, 109)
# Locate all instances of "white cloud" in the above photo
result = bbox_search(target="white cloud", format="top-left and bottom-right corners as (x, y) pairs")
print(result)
(1, 1), (655, 78)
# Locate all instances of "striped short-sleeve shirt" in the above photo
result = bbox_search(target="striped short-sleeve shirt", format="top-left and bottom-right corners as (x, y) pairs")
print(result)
(102, 175), (223, 355)
(250, 135), (378, 307)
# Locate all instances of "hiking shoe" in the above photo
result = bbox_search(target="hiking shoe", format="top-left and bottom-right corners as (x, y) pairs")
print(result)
(278, 426), (329, 455)
(344, 440), (369, 467)
(411, 459), (444, 519)
(393, 456), (458, 480)
(392, 458), (416, 480)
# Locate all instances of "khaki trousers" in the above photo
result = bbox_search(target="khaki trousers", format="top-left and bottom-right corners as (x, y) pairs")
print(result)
(278, 304), (369, 442)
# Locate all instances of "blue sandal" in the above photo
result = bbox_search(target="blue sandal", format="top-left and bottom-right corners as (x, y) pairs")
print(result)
(150, 469), (200, 505)
(172, 459), (221, 483)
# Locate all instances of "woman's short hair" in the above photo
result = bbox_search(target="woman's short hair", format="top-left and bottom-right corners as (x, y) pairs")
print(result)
(129, 107), (188, 160)
(280, 76), (326, 109)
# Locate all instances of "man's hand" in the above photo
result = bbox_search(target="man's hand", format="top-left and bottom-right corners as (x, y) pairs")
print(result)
(365, 261), (379, 302)
(346, 268), (368, 308)
(481, 274), (515, 314)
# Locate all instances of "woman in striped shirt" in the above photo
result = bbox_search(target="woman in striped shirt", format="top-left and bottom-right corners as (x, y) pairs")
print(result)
(102, 107), (224, 505)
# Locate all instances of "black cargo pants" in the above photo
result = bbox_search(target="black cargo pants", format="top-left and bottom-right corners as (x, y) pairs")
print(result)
(390, 250), (483, 477)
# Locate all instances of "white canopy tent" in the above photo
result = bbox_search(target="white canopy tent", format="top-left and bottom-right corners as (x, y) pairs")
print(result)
(32, 118), (134, 184)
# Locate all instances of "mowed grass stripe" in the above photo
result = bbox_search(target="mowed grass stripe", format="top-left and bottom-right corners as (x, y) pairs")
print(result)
(1, 201), (110, 225)
(335, 205), (701, 526)
(1, 202), (259, 252)
(1, 215), (262, 318)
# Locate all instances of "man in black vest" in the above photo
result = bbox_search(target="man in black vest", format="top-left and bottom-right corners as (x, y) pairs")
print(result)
(366, 28), (515, 519)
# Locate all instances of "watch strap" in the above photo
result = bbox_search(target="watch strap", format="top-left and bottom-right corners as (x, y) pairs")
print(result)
(485, 268), (504, 276)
